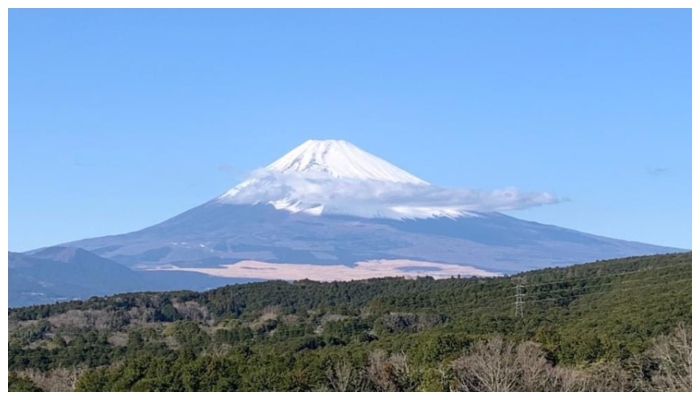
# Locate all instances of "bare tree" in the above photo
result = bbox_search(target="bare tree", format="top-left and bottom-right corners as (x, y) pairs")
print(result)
(207, 342), (232, 358)
(365, 350), (418, 392)
(648, 323), (692, 392)
(581, 361), (633, 392)
(452, 337), (519, 392)
(452, 337), (599, 392)
(366, 349), (394, 392)
(173, 301), (209, 321)
(327, 359), (355, 392)
(551, 367), (590, 392)
(516, 341), (556, 391)
(18, 366), (85, 392)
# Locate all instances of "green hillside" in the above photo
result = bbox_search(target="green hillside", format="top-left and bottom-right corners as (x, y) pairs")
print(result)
(8, 252), (692, 392)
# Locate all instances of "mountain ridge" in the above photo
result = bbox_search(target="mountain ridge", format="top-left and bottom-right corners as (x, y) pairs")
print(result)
(60, 202), (681, 273)
(8, 247), (261, 307)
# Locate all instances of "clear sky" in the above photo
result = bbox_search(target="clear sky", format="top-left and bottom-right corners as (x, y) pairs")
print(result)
(9, 9), (691, 251)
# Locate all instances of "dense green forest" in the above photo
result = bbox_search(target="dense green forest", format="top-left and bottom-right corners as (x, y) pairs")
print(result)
(8, 252), (692, 392)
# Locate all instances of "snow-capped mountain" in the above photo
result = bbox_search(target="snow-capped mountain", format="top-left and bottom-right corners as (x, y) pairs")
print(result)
(41, 138), (682, 291)
(262, 139), (428, 183)
(216, 139), (545, 219)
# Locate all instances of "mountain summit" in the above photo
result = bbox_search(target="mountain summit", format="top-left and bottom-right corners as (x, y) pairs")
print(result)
(218, 140), (476, 219)
(264, 139), (428, 184)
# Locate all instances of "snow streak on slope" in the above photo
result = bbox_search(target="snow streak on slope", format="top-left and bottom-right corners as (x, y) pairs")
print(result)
(218, 139), (560, 219)
(266, 139), (428, 184)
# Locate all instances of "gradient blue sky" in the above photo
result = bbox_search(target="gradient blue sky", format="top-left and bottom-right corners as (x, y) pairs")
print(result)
(9, 9), (691, 251)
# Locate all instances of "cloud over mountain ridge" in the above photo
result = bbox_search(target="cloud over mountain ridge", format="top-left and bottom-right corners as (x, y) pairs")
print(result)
(217, 139), (562, 219)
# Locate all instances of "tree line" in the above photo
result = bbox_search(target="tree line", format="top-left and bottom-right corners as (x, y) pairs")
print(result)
(8, 252), (692, 391)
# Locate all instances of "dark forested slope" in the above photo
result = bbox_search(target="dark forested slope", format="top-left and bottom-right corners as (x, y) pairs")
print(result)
(8, 252), (691, 392)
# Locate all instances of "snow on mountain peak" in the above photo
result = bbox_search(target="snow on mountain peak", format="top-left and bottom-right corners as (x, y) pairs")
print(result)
(265, 139), (429, 184)
(216, 139), (560, 220)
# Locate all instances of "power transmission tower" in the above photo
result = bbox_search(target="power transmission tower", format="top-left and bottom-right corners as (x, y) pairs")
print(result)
(514, 278), (525, 318)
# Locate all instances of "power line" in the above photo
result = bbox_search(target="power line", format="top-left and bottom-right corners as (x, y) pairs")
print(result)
(449, 268), (691, 303)
(378, 276), (691, 321)
(366, 276), (692, 318)
(519, 264), (688, 289)
(457, 264), (690, 299)
(524, 271), (691, 297)
(524, 277), (691, 305)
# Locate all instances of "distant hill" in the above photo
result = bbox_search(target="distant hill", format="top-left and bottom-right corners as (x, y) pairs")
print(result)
(8, 249), (146, 306)
(8, 248), (260, 307)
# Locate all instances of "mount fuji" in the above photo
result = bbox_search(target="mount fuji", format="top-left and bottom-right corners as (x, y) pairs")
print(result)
(44, 139), (680, 284)
(217, 139), (557, 220)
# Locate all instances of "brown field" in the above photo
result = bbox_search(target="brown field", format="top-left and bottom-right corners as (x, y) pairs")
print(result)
(143, 259), (501, 281)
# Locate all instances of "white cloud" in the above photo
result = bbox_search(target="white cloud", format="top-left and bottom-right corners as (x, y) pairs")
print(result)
(218, 169), (563, 219)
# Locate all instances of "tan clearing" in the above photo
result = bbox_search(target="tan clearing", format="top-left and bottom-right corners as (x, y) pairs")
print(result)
(143, 259), (501, 281)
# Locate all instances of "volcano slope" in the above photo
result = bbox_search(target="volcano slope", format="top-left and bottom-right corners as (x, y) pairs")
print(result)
(45, 139), (681, 285)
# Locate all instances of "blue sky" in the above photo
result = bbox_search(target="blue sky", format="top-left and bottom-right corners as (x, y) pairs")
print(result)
(9, 9), (691, 251)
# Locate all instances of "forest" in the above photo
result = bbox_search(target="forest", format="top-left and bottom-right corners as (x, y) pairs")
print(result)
(7, 252), (692, 392)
